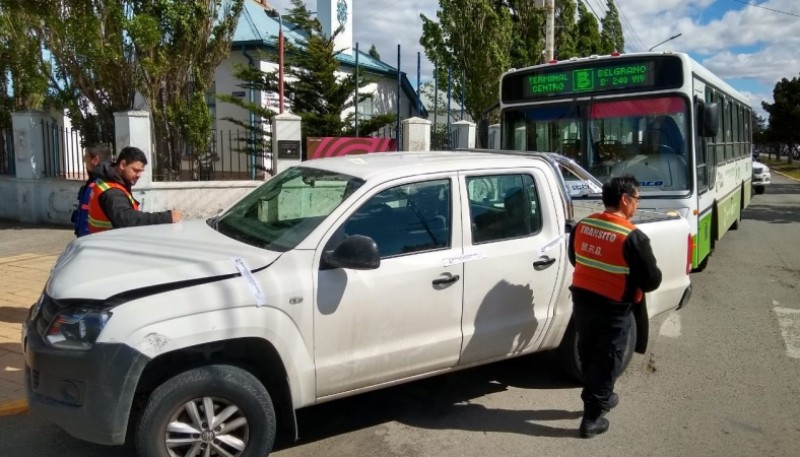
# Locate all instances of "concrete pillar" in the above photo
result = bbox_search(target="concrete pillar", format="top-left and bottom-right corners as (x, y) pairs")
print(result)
(12, 111), (49, 180)
(451, 120), (476, 149)
(114, 111), (153, 187)
(271, 113), (302, 174)
(401, 117), (431, 152)
(489, 124), (501, 150)
(12, 111), (49, 223)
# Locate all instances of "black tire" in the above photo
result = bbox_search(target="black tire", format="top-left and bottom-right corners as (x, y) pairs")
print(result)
(754, 186), (765, 195)
(557, 314), (637, 384)
(136, 365), (276, 457)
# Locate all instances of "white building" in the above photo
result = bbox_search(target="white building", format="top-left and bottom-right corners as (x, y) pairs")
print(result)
(214, 0), (425, 135)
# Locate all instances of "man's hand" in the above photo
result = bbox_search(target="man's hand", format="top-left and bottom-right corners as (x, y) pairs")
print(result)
(171, 209), (183, 223)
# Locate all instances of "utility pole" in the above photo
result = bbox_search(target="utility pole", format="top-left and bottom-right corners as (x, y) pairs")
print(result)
(538, 0), (555, 62)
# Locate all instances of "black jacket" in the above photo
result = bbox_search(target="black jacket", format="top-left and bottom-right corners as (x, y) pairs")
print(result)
(93, 162), (172, 228)
(568, 222), (662, 306)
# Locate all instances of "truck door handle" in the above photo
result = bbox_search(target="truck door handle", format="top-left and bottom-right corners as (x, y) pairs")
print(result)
(533, 256), (556, 271)
(432, 274), (461, 285)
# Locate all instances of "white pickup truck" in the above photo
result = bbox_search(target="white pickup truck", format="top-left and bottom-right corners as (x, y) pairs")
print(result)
(23, 151), (692, 457)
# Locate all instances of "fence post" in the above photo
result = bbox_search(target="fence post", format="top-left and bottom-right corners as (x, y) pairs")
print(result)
(451, 120), (476, 149)
(271, 113), (302, 175)
(11, 111), (49, 180)
(401, 117), (431, 152)
(489, 123), (501, 149)
(11, 111), (50, 223)
(114, 111), (153, 188)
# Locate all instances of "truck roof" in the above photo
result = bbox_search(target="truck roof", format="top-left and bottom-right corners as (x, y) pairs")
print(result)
(297, 150), (548, 181)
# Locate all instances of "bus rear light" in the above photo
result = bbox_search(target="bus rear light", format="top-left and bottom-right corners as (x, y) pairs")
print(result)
(686, 234), (694, 274)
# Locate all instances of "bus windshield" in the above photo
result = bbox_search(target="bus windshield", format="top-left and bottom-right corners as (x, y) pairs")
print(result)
(503, 95), (691, 192)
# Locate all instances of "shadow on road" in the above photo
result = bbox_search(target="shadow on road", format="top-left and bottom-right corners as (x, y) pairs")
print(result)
(744, 204), (800, 225)
(276, 352), (582, 450)
(1, 352), (582, 455)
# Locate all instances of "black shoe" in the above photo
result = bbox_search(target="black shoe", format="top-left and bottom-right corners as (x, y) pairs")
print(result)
(608, 393), (619, 410)
(579, 417), (610, 438)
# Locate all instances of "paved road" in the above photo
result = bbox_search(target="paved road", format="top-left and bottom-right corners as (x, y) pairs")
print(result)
(0, 221), (74, 257)
(0, 175), (798, 457)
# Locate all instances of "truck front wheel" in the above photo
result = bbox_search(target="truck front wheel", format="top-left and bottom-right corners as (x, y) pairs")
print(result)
(557, 314), (636, 384)
(136, 364), (276, 457)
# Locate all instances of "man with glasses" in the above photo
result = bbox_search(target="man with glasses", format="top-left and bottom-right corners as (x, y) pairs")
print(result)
(568, 174), (662, 438)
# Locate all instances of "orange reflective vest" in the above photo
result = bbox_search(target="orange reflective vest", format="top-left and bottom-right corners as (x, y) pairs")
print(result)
(86, 179), (139, 234)
(572, 212), (642, 303)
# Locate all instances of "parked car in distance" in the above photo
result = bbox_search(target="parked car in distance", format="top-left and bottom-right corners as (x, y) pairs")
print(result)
(23, 151), (693, 457)
(752, 158), (771, 195)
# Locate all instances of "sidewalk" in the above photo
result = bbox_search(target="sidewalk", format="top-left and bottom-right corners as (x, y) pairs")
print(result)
(0, 221), (74, 416)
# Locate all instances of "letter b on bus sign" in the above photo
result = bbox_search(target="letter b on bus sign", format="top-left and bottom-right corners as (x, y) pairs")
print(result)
(574, 69), (594, 92)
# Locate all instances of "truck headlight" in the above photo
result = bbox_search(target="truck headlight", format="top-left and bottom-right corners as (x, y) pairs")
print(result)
(45, 308), (111, 350)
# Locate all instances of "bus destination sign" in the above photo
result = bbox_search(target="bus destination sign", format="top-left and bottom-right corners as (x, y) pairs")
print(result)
(525, 62), (656, 97)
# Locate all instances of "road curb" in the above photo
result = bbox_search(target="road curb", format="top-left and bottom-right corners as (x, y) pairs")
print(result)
(771, 169), (800, 183)
(0, 398), (28, 416)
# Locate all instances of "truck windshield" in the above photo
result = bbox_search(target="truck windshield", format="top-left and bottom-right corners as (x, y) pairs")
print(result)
(213, 167), (364, 252)
(503, 95), (691, 192)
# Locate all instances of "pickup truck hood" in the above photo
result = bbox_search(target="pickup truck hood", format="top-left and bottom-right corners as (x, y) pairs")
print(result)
(47, 220), (280, 301)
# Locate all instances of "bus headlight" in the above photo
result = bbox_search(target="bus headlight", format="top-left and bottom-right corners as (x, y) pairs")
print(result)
(45, 308), (111, 350)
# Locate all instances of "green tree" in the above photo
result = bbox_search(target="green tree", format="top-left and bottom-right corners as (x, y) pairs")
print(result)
(600, 0), (624, 53)
(20, 0), (138, 146)
(0, 1), (51, 115)
(554, 0), (577, 60)
(368, 44), (381, 60)
(762, 75), (800, 164)
(507, 0), (545, 68)
(420, 0), (512, 134)
(575, 1), (602, 57)
(284, 0), (394, 143)
(129, 0), (244, 180)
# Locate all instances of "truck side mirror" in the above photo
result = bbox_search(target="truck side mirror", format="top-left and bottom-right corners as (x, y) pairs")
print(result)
(321, 235), (380, 270)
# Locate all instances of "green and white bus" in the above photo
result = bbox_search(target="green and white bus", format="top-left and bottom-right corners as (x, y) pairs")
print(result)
(498, 51), (753, 270)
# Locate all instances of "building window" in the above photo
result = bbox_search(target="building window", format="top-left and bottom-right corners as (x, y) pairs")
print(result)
(358, 96), (374, 120)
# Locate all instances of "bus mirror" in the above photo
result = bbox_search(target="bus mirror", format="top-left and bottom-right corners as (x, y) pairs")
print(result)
(703, 102), (720, 137)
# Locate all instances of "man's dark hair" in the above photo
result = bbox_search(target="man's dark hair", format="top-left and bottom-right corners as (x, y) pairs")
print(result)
(602, 174), (639, 207)
(116, 146), (147, 166)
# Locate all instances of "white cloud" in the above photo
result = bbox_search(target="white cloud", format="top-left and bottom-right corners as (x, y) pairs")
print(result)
(265, 0), (798, 102)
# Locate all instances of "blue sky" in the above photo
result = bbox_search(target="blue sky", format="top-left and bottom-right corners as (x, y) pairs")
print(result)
(266, 0), (798, 117)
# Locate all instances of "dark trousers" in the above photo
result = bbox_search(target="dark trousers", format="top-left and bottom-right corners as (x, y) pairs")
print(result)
(573, 301), (632, 418)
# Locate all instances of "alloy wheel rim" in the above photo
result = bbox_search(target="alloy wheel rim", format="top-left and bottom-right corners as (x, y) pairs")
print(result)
(165, 396), (250, 457)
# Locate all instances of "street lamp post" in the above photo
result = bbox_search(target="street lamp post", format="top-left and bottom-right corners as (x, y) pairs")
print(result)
(264, 8), (284, 114)
(649, 33), (682, 52)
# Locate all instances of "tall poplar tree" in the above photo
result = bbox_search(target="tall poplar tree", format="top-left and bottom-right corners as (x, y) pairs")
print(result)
(507, 0), (545, 68)
(600, 0), (625, 53)
(574, 1), (602, 57)
(420, 0), (513, 124)
(554, 0), (577, 59)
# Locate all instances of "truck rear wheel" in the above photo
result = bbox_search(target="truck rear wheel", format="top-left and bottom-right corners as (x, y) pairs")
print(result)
(136, 364), (276, 457)
(557, 314), (636, 384)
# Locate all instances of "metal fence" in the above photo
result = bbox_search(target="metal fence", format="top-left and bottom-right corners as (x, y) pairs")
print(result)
(373, 123), (400, 151)
(1, 127), (14, 176)
(41, 120), (88, 180)
(431, 127), (455, 151)
(152, 129), (271, 182)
